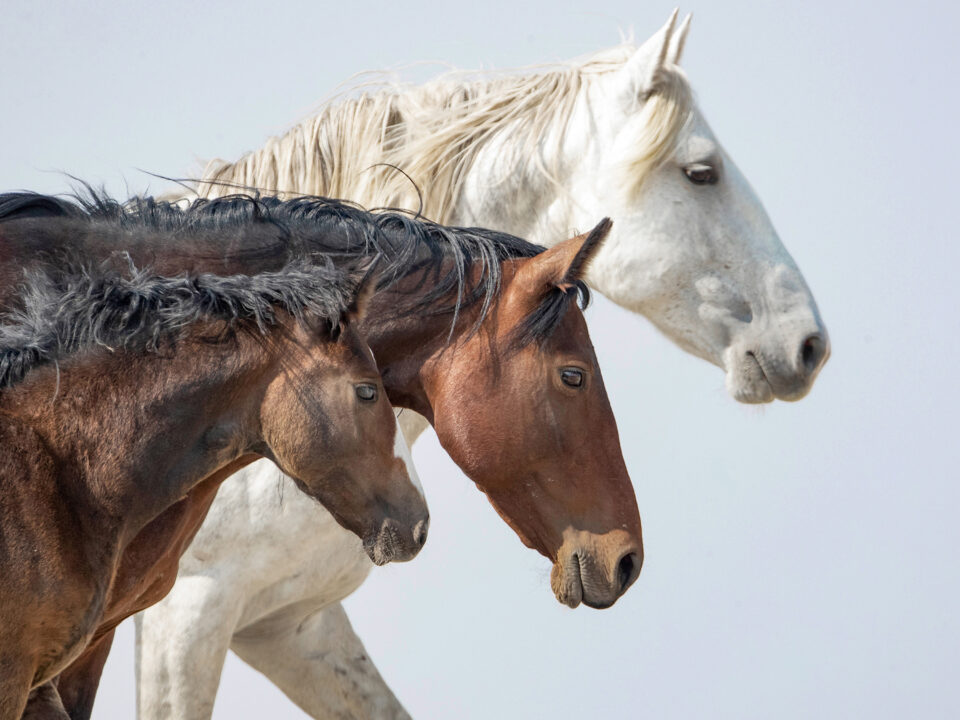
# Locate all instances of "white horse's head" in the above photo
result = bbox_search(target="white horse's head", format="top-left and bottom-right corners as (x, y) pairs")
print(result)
(568, 11), (829, 402)
(195, 14), (829, 403)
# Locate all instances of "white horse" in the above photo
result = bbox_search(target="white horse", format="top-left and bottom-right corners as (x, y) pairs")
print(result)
(136, 11), (830, 718)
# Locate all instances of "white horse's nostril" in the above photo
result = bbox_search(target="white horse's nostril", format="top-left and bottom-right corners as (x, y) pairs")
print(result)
(800, 333), (828, 375)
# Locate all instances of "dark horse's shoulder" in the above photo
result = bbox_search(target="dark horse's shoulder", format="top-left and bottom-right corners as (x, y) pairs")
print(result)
(0, 413), (54, 473)
(0, 415), (60, 512)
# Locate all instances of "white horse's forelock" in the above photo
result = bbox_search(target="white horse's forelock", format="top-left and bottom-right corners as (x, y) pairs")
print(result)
(618, 66), (694, 198)
(194, 44), (693, 220)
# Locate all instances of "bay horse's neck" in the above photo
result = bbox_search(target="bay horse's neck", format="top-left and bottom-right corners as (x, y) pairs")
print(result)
(0, 336), (268, 542)
(360, 266), (501, 422)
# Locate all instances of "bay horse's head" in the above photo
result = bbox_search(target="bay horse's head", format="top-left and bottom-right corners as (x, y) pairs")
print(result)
(256, 268), (428, 566)
(426, 220), (641, 608)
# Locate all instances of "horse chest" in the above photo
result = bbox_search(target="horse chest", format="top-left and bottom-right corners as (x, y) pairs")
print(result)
(101, 479), (222, 625)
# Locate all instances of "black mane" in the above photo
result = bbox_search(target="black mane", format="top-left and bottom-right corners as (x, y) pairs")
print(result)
(0, 189), (589, 349)
(0, 260), (356, 389)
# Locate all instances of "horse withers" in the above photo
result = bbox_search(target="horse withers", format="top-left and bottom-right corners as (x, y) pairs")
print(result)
(0, 261), (427, 717)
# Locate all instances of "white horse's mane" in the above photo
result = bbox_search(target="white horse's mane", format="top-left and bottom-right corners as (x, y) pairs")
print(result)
(194, 43), (693, 222)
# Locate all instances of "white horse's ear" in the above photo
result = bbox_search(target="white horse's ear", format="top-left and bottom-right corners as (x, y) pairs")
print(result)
(668, 13), (692, 65)
(618, 9), (678, 103)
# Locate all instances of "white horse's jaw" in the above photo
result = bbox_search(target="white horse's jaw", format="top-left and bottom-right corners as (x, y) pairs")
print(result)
(584, 202), (830, 404)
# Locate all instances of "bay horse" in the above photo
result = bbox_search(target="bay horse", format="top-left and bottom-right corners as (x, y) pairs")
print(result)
(0, 191), (641, 719)
(0, 260), (429, 718)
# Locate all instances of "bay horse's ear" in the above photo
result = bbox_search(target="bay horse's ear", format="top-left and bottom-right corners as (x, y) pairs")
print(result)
(345, 255), (382, 325)
(556, 217), (613, 289)
(521, 217), (611, 294)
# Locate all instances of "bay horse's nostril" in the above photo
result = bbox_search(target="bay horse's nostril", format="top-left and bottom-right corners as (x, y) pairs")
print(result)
(413, 519), (429, 548)
(800, 333), (828, 375)
(616, 551), (641, 596)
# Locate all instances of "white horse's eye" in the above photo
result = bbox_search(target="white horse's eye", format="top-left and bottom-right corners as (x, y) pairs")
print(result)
(683, 164), (718, 185)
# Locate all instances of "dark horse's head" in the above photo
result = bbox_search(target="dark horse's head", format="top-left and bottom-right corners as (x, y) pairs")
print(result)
(0, 248), (429, 567)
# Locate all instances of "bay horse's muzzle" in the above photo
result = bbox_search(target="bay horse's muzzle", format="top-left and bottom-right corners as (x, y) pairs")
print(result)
(363, 515), (429, 566)
(550, 529), (643, 609)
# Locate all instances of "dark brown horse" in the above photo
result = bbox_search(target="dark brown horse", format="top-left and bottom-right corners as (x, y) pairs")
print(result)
(0, 261), (428, 718)
(0, 192), (641, 718)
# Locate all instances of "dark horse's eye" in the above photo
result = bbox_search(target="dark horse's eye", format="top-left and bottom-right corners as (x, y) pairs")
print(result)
(560, 368), (584, 388)
(683, 163), (718, 185)
(356, 384), (378, 402)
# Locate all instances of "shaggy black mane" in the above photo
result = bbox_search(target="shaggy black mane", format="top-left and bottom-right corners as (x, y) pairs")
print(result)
(0, 260), (357, 389)
(0, 190), (589, 348)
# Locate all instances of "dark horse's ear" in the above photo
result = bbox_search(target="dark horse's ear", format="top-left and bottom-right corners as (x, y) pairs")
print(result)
(517, 218), (613, 294)
(345, 255), (382, 325)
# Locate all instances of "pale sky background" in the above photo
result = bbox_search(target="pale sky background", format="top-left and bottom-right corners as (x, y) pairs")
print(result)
(2, 0), (958, 718)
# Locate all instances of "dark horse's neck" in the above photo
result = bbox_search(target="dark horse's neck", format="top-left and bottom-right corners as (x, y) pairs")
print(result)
(0, 218), (293, 309)
(0, 333), (265, 542)
(0, 215), (507, 422)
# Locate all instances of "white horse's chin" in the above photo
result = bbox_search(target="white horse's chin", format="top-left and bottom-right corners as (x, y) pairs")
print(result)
(725, 353), (777, 404)
(724, 344), (827, 404)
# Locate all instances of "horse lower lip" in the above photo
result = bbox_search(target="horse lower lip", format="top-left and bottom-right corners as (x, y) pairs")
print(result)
(744, 352), (776, 400)
(745, 351), (814, 401)
(582, 598), (615, 610)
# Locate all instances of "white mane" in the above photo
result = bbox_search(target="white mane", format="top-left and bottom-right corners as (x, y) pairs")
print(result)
(193, 44), (693, 221)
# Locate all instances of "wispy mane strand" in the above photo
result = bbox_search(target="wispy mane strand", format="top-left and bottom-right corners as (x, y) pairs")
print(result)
(190, 44), (694, 221)
(0, 260), (355, 389)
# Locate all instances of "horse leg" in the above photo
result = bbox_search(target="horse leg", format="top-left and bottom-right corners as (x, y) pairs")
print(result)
(53, 629), (114, 720)
(20, 683), (69, 720)
(231, 602), (411, 720)
(135, 577), (241, 720)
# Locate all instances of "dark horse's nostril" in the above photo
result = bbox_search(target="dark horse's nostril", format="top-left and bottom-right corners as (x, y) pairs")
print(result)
(616, 552), (640, 594)
(413, 520), (428, 548)
(800, 333), (827, 374)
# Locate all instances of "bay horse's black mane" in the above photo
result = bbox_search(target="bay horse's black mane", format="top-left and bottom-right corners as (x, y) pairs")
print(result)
(0, 189), (590, 349)
(0, 260), (357, 389)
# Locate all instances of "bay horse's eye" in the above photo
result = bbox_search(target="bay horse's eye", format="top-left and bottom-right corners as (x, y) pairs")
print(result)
(560, 368), (584, 388)
(355, 384), (378, 402)
(683, 163), (718, 185)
